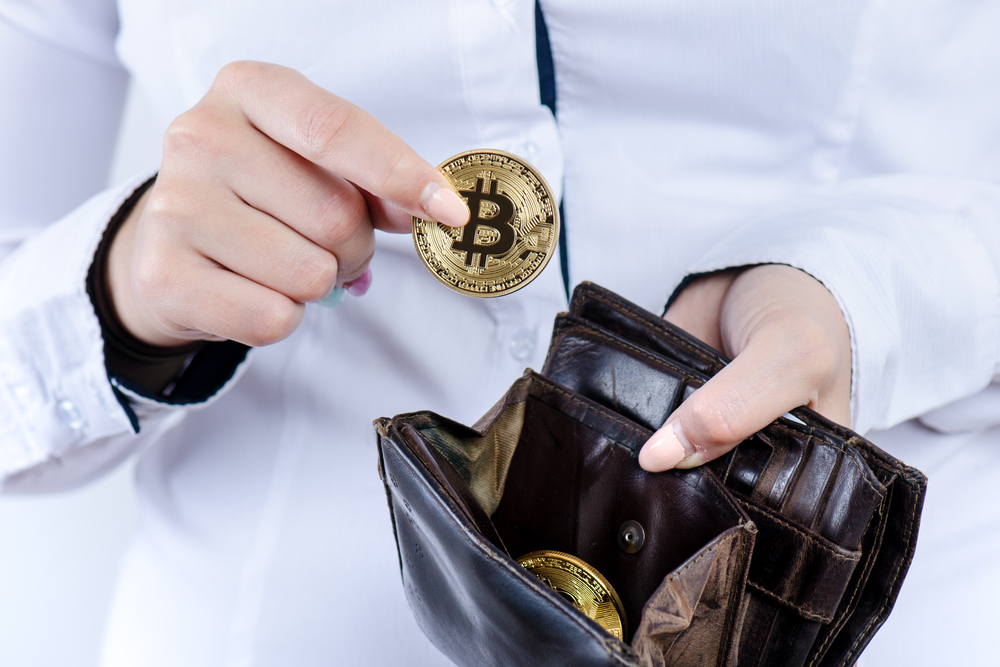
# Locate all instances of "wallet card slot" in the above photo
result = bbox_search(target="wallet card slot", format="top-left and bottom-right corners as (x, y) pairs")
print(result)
(753, 423), (886, 551)
(739, 500), (862, 624)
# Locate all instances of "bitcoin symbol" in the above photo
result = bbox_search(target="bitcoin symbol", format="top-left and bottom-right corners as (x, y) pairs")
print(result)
(451, 178), (517, 267)
(411, 149), (559, 298)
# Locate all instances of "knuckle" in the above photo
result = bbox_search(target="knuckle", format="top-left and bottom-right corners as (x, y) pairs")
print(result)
(374, 150), (424, 203)
(313, 187), (370, 246)
(162, 109), (222, 158)
(141, 188), (180, 225)
(213, 60), (269, 92)
(162, 116), (198, 155)
(686, 395), (745, 448)
(139, 190), (195, 249)
(334, 233), (376, 280)
(290, 252), (339, 302)
(334, 186), (370, 229)
(131, 254), (165, 301)
(299, 101), (354, 164)
(370, 150), (405, 193)
(131, 248), (182, 311)
(217, 60), (254, 81)
(248, 297), (301, 346)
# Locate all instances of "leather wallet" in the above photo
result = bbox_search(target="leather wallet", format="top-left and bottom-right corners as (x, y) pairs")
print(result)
(375, 282), (926, 666)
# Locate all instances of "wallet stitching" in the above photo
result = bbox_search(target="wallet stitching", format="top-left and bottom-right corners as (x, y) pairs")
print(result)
(650, 530), (744, 663)
(572, 297), (886, 503)
(661, 530), (735, 587)
(719, 529), (752, 667)
(735, 498), (861, 562)
(745, 581), (833, 624)
(577, 293), (887, 504)
(701, 473), (751, 526)
(766, 427), (883, 499)
(587, 291), (720, 368)
(540, 378), (651, 443)
(806, 493), (888, 667)
(808, 434), (884, 497)
(844, 435), (923, 492)
(843, 481), (921, 663)
(560, 322), (706, 383)
(738, 497), (860, 624)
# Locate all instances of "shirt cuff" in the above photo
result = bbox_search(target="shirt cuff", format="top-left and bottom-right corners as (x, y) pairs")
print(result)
(673, 175), (1000, 435)
(0, 171), (250, 491)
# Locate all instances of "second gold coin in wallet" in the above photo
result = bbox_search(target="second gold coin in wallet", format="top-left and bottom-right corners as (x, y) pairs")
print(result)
(517, 550), (627, 640)
(412, 149), (560, 298)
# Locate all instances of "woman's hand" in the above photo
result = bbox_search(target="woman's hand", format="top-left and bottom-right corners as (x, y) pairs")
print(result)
(107, 61), (469, 348)
(638, 264), (852, 471)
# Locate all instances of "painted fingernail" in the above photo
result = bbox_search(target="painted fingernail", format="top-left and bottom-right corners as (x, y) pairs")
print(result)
(345, 268), (372, 297)
(638, 422), (693, 472)
(318, 287), (347, 308)
(420, 182), (469, 227)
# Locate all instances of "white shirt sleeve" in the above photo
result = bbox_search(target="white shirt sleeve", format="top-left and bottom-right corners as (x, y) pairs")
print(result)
(0, 7), (245, 493)
(682, 175), (1000, 435)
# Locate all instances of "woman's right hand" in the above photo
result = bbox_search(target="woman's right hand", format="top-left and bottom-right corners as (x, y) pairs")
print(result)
(107, 61), (469, 348)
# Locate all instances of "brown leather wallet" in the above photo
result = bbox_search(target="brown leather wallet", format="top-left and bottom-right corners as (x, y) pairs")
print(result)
(375, 282), (925, 667)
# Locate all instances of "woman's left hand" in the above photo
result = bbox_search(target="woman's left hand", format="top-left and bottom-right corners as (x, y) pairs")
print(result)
(638, 264), (853, 471)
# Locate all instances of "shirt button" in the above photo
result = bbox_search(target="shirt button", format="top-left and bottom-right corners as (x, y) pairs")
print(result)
(57, 399), (86, 433)
(509, 330), (535, 361)
(514, 141), (538, 163)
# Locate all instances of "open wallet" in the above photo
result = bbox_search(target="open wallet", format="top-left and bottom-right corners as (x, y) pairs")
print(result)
(375, 282), (926, 667)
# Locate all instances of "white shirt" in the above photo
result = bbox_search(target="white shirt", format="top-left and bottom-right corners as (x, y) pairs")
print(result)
(1, 0), (999, 664)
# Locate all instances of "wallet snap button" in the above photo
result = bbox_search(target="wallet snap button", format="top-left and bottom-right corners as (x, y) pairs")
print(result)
(618, 520), (645, 554)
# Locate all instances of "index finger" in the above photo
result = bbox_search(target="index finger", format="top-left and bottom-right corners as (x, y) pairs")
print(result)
(214, 61), (469, 232)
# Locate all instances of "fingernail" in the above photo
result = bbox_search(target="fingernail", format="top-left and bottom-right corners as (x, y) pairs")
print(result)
(345, 268), (372, 297)
(420, 182), (469, 227)
(638, 422), (694, 472)
(318, 287), (347, 308)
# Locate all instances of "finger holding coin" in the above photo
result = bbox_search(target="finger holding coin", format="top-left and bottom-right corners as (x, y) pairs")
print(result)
(412, 150), (560, 298)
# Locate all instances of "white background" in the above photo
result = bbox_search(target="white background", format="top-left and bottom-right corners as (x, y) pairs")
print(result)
(0, 82), (163, 667)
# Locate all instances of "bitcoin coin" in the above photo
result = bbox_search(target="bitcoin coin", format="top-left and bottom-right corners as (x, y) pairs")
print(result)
(517, 550), (627, 640)
(412, 150), (559, 297)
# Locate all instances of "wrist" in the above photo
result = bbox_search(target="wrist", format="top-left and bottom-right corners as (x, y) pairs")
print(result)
(105, 180), (191, 348)
(87, 176), (205, 393)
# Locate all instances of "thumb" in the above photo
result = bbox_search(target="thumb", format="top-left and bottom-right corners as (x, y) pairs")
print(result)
(637, 327), (820, 472)
(639, 265), (852, 473)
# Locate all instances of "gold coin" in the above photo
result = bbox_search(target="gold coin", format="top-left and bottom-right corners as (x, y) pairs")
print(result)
(412, 150), (560, 297)
(517, 550), (627, 640)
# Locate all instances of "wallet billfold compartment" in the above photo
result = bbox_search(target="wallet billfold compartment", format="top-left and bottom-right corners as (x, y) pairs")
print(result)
(376, 283), (926, 667)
